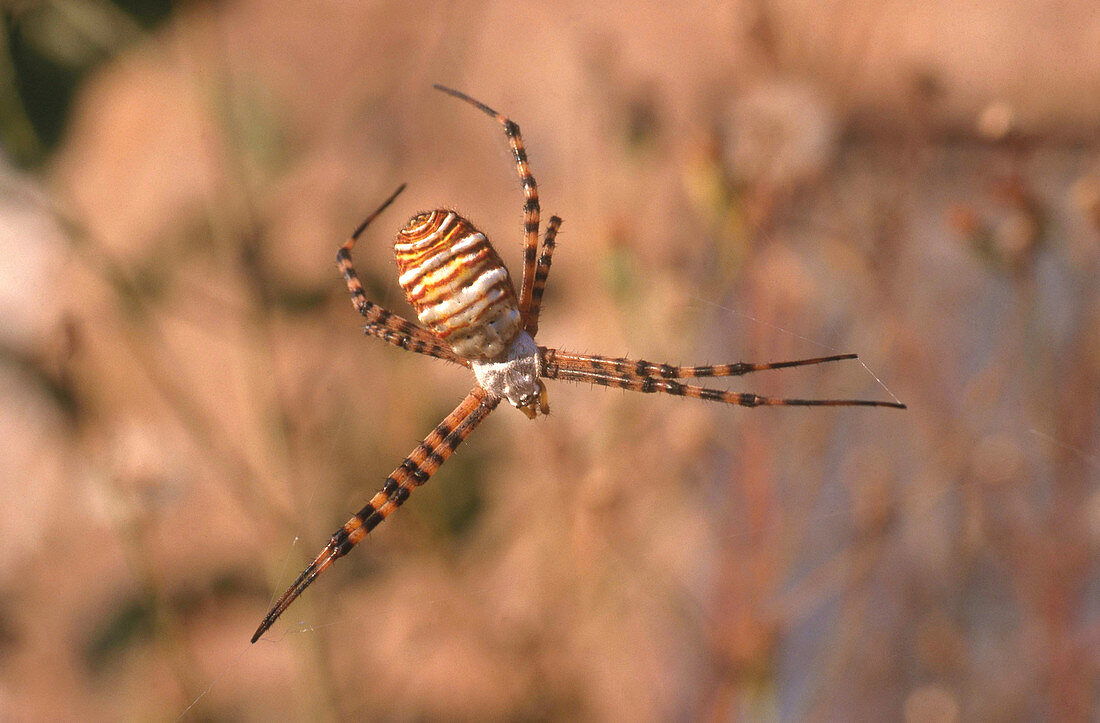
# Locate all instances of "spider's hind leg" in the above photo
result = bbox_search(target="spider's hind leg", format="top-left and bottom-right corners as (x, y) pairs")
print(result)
(525, 215), (561, 337)
(433, 84), (542, 326)
(338, 184), (468, 366)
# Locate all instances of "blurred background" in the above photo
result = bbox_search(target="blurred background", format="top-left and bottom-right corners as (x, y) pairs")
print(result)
(2, 0), (1098, 719)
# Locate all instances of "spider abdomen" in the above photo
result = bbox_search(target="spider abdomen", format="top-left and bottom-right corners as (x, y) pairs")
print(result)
(395, 210), (521, 360)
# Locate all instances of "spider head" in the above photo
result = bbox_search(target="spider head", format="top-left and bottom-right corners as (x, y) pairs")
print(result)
(516, 379), (550, 419)
(470, 331), (547, 418)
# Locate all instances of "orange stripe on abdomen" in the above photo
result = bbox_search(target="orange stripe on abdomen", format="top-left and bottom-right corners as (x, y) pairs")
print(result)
(395, 210), (521, 360)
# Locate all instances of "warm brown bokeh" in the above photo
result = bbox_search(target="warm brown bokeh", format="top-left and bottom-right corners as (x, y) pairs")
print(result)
(2, 1), (1098, 720)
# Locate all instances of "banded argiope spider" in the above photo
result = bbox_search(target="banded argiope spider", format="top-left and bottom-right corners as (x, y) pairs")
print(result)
(251, 85), (906, 642)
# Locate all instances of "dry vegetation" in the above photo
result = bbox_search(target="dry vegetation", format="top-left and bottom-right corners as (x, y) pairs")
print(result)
(1, 0), (1097, 720)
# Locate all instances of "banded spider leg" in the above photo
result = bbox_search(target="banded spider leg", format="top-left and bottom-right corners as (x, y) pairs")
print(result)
(337, 183), (468, 367)
(433, 84), (550, 330)
(252, 387), (499, 642)
(433, 83), (563, 409)
(540, 349), (907, 408)
(526, 215), (561, 337)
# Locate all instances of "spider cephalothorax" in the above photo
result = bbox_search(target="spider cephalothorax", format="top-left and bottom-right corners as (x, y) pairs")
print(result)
(250, 85), (905, 643)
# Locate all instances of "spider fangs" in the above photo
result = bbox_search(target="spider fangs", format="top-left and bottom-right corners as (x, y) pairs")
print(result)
(249, 85), (905, 644)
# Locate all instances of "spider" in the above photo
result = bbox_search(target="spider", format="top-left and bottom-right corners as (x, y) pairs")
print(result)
(251, 84), (906, 643)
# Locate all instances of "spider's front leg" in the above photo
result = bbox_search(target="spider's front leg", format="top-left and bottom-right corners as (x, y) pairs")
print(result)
(543, 350), (876, 379)
(540, 348), (906, 409)
(339, 184), (468, 366)
(252, 386), (499, 643)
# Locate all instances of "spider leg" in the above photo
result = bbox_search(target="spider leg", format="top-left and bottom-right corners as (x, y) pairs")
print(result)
(339, 184), (468, 366)
(540, 349), (906, 409)
(432, 85), (542, 326)
(544, 349), (866, 379)
(252, 386), (499, 643)
(525, 215), (561, 337)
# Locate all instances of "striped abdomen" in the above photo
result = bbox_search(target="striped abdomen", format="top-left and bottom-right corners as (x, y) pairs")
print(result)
(395, 210), (521, 360)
